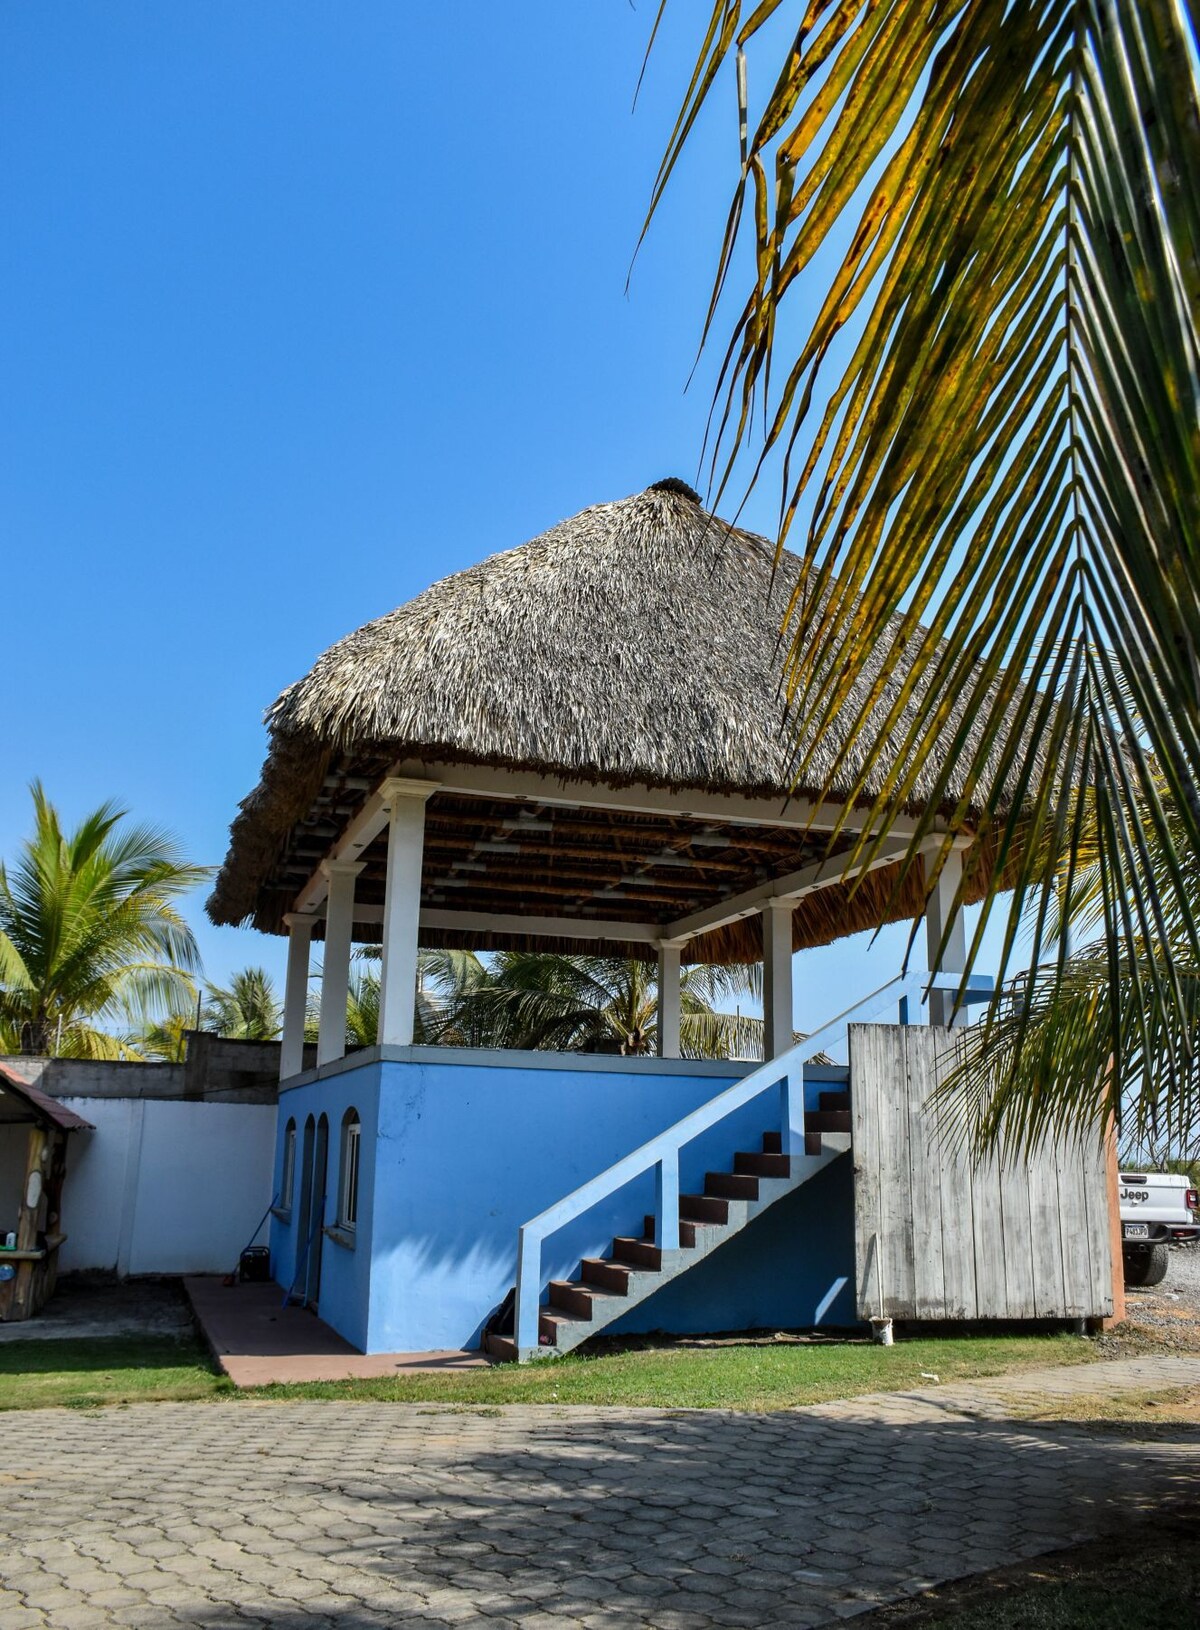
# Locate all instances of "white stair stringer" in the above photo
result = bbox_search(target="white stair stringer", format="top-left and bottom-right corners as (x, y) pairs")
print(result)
(521, 1132), (851, 1361)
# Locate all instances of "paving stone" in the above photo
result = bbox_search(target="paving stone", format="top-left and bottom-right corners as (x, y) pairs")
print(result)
(3, 1356), (1199, 1629)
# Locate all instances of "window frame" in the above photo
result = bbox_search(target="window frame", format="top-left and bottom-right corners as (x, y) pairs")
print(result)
(338, 1110), (361, 1232)
(278, 1118), (297, 1217)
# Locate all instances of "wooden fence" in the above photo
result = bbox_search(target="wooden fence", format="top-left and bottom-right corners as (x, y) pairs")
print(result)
(850, 1024), (1113, 1322)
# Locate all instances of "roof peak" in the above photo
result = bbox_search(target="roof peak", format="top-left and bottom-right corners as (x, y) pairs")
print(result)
(647, 476), (702, 504)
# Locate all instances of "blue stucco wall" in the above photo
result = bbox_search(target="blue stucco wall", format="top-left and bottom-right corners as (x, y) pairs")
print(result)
(272, 1052), (855, 1355)
(270, 1068), (380, 1353)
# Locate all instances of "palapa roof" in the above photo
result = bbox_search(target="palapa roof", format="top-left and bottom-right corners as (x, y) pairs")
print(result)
(209, 481), (1021, 962)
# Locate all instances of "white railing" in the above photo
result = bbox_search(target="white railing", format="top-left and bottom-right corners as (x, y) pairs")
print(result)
(513, 970), (992, 1355)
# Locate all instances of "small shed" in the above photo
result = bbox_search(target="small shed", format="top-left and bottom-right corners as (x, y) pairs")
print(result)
(0, 1063), (92, 1322)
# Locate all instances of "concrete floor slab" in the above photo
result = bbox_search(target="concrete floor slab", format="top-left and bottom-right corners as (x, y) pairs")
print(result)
(184, 1275), (489, 1384)
(0, 1274), (193, 1344)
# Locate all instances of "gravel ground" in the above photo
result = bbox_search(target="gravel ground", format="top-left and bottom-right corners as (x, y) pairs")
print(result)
(1117, 1240), (1200, 1351)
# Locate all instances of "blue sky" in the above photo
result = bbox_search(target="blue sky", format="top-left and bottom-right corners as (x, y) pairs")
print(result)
(1, 2), (1007, 1032)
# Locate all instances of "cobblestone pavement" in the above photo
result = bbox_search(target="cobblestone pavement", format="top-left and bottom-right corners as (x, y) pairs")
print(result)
(2, 1358), (1198, 1630)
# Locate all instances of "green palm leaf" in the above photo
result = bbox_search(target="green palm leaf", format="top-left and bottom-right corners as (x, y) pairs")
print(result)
(648, 0), (1200, 1150)
(0, 782), (206, 1056)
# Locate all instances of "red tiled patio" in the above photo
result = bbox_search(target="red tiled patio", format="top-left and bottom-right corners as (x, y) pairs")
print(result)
(184, 1276), (490, 1387)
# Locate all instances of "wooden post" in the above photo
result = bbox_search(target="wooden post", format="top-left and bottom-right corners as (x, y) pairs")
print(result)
(762, 900), (795, 1061)
(280, 913), (316, 1081)
(317, 859), (363, 1067)
(656, 939), (685, 1060)
(1101, 1114), (1127, 1329)
(5, 1126), (50, 1322)
(377, 778), (437, 1047)
(925, 845), (967, 1027)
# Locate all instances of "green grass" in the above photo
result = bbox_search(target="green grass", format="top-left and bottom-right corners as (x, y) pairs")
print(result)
(247, 1332), (1093, 1408)
(0, 1330), (1095, 1412)
(0, 1336), (231, 1411)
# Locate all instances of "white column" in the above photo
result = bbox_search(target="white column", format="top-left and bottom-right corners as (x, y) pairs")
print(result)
(656, 939), (686, 1059)
(377, 778), (437, 1047)
(317, 859), (363, 1067)
(925, 844), (968, 1027)
(762, 899), (795, 1061)
(280, 912), (316, 1081)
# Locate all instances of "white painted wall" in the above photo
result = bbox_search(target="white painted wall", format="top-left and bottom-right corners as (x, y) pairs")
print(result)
(58, 1098), (276, 1275)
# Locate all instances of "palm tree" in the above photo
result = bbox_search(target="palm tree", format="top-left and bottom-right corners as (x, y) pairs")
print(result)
(0, 783), (205, 1058)
(446, 952), (764, 1059)
(944, 760), (1200, 1158)
(305, 949), (762, 1059)
(647, 3), (1200, 1146)
(203, 966), (282, 1041)
(303, 949), (487, 1051)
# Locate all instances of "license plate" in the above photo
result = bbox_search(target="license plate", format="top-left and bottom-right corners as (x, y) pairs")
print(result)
(1124, 1222), (1150, 1240)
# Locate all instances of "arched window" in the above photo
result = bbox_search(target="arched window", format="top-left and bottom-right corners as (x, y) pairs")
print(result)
(338, 1109), (361, 1230)
(280, 1118), (297, 1214)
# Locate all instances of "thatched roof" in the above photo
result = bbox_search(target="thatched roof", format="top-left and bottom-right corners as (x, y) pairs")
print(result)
(209, 482), (1024, 957)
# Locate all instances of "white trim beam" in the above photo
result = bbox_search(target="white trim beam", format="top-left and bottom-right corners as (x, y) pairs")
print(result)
(663, 838), (913, 943)
(343, 906), (661, 945)
(292, 770), (439, 916)
(389, 758), (922, 838)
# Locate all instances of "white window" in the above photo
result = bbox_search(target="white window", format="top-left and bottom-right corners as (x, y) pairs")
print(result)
(280, 1120), (296, 1213)
(339, 1111), (361, 1230)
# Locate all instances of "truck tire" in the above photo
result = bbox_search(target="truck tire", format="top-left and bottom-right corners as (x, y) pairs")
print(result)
(1123, 1242), (1170, 1287)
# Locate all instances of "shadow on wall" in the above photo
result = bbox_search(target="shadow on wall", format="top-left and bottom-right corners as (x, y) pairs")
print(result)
(167, 1408), (1200, 1629)
(369, 1151), (856, 1350)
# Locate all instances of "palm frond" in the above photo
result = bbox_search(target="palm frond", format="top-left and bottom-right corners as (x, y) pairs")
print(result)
(648, 0), (1200, 1143)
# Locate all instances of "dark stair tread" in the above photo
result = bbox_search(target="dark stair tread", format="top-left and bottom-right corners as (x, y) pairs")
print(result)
(807, 1110), (851, 1133)
(680, 1193), (729, 1223)
(819, 1090), (851, 1113)
(538, 1306), (594, 1344)
(705, 1171), (759, 1199)
(581, 1258), (633, 1293)
(735, 1151), (791, 1177)
(764, 1128), (825, 1157)
(485, 1333), (518, 1363)
(611, 1236), (663, 1270)
(547, 1280), (598, 1318)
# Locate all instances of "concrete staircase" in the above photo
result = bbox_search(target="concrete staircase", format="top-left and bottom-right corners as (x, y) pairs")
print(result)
(484, 1091), (851, 1362)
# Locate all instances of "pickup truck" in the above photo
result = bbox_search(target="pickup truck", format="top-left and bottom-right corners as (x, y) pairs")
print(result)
(1119, 1170), (1200, 1286)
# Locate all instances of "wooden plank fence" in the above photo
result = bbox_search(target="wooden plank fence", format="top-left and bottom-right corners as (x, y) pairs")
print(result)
(850, 1024), (1113, 1322)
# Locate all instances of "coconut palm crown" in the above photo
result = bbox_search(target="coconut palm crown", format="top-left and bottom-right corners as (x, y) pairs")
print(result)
(0, 783), (206, 1058)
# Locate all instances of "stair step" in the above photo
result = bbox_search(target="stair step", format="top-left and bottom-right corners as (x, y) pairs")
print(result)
(763, 1128), (825, 1156)
(538, 1306), (593, 1346)
(705, 1170), (759, 1200)
(581, 1258), (633, 1294)
(735, 1151), (791, 1177)
(639, 1218), (700, 1249)
(612, 1236), (662, 1270)
(807, 1110), (851, 1134)
(484, 1331), (518, 1363)
(680, 1193), (729, 1224)
(819, 1090), (851, 1113)
(548, 1280), (597, 1319)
